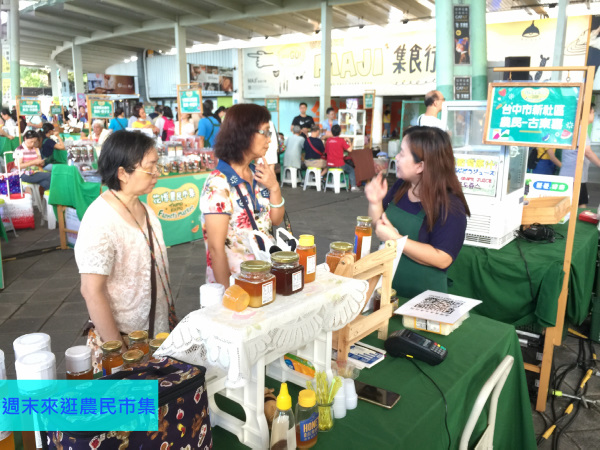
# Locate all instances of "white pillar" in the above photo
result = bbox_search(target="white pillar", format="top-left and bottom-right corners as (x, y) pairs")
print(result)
(175, 23), (188, 85)
(59, 65), (70, 102)
(551, 0), (569, 81)
(72, 45), (84, 99)
(50, 60), (61, 99)
(234, 48), (245, 104)
(9, 0), (20, 98)
(320, 1), (332, 123)
(372, 96), (384, 148)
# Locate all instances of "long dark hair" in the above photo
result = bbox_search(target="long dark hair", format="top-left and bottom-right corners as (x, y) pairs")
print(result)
(393, 126), (470, 231)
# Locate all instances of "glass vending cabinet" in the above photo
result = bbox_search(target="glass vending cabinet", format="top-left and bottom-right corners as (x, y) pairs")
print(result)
(441, 101), (528, 249)
(338, 109), (366, 149)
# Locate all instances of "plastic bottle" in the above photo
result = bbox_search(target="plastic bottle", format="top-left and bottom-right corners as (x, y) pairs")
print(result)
(65, 346), (93, 380)
(296, 235), (317, 284)
(295, 389), (318, 448)
(0, 349), (15, 450)
(270, 383), (296, 450)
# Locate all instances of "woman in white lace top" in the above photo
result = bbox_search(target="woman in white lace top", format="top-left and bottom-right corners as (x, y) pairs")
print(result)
(75, 131), (171, 370)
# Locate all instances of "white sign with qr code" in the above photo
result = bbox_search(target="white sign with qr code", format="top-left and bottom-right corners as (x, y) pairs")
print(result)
(394, 290), (482, 324)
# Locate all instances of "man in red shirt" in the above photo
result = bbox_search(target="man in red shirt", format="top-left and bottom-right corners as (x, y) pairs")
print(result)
(324, 124), (360, 192)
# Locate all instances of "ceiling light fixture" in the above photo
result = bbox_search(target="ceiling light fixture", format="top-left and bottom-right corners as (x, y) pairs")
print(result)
(522, 20), (540, 37)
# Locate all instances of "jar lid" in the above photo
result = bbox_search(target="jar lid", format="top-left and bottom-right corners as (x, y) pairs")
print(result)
(65, 346), (91, 374)
(122, 349), (144, 364)
(13, 333), (51, 360)
(101, 340), (123, 354)
(298, 389), (316, 408)
(298, 234), (314, 247)
(149, 339), (165, 351)
(128, 330), (148, 342)
(15, 351), (56, 379)
(357, 216), (373, 224)
(376, 288), (397, 297)
(240, 260), (272, 273)
(271, 251), (299, 263)
(155, 332), (170, 340)
(330, 241), (353, 252)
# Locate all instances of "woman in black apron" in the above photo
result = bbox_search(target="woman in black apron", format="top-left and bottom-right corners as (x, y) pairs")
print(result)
(365, 126), (470, 299)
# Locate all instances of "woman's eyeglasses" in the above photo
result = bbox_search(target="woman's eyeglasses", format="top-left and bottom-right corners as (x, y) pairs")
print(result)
(135, 164), (165, 177)
(256, 129), (272, 138)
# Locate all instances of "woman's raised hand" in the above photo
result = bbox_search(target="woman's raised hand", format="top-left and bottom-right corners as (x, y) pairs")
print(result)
(255, 157), (278, 191)
(365, 172), (388, 204)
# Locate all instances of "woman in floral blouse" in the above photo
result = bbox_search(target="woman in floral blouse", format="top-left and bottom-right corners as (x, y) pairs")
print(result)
(200, 104), (284, 286)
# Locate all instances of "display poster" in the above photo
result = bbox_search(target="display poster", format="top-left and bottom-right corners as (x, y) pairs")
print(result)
(145, 105), (155, 115)
(454, 5), (470, 64)
(484, 83), (583, 149)
(18, 98), (41, 115)
(189, 65), (234, 93)
(50, 105), (62, 115)
(454, 77), (471, 100)
(1, 42), (9, 73)
(364, 93), (374, 109)
(89, 99), (113, 119)
(87, 73), (136, 95)
(179, 89), (203, 114)
(266, 98), (278, 112)
(454, 154), (499, 196)
(2, 79), (10, 105)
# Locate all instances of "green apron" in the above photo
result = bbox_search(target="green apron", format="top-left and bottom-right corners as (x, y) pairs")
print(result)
(385, 202), (448, 298)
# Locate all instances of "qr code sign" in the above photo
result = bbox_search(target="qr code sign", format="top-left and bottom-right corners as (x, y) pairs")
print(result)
(412, 295), (464, 317)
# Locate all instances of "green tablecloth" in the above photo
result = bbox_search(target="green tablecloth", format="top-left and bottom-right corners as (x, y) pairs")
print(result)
(60, 133), (82, 141)
(447, 216), (598, 327)
(48, 165), (208, 246)
(212, 314), (536, 449)
(0, 136), (20, 163)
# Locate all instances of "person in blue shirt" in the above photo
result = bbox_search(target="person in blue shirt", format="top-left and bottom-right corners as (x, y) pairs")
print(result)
(108, 108), (128, 132)
(321, 107), (339, 138)
(197, 100), (220, 148)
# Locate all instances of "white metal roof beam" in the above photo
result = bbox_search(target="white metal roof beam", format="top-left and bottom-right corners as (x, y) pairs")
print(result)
(33, 11), (115, 32)
(335, 5), (389, 25)
(20, 21), (93, 39)
(20, 29), (72, 42)
(257, 0), (284, 7)
(264, 15), (315, 34)
(63, 4), (142, 28)
(185, 30), (220, 45)
(197, 24), (250, 41)
(385, 0), (432, 18)
(149, 0), (208, 17)
(99, 0), (177, 22)
(229, 19), (282, 36)
(202, 0), (246, 14)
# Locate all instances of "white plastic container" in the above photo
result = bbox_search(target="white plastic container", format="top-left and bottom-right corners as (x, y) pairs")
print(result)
(0, 349), (5, 380)
(15, 351), (56, 380)
(344, 378), (358, 410)
(200, 283), (225, 309)
(65, 346), (92, 378)
(13, 333), (51, 361)
(333, 386), (346, 419)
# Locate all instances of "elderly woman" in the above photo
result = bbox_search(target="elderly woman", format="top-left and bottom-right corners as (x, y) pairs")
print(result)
(200, 103), (284, 286)
(75, 131), (173, 373)
(81, 119), (110, 144)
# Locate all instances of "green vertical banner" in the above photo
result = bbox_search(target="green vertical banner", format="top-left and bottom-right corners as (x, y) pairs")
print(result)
(50, 105), (62, 115)
(180, 90), (202, 114)
(19, 98), (41, 115)
(89, 99), (114, 119)
(364, 93), (374, 109)
(484, 83), (583, 149)
(266, 98), (278, 112)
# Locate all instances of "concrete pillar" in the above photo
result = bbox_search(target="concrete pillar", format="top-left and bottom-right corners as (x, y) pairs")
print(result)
(435, 0), (453, 100)
(372, 96), (383, 147)
(470, 0), (488, 99)
(136, 50), (148, 101)
(72, 45), (84, 99)
(175, 23), (188, 85)
(59, 65), (70, 102)
(9, 0), (20, 98)
(320, 1), (332, 123)
(551, 0), (569, 81)
(50, 60), (61, 99)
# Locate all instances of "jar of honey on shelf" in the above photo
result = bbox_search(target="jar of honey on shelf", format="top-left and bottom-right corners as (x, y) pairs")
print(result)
(101, 341), (124, 376)
(373, 288), (399, 312)
(65, 345), (93, 380)
(122, 349), (145, 370)
(296, 235), (317, 283)
(149, 339), (165, 358)
(353, 216), (373, 261)
(234, 260), (276, 308)
(128, 330), (150, 356)
(271, 251), (304, 296)
(325, 242), (355, 273)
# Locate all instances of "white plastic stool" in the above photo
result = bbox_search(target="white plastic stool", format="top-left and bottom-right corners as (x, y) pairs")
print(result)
(280, 167), (301, 188)
(388, 158), (397, 174)
(324, 168), (349, 194)
(44, 190), (56, 230)
(22, 182), (46, 226)
(303, 167), (322, 191)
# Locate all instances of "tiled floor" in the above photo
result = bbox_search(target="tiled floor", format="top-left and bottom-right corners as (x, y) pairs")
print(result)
(0, 181), (599, 448)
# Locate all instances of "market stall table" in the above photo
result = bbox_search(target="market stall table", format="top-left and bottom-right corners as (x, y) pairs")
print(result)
(0, 136), (20, 163)
(48, 165), (209, 247)
(209, 312), (536, 449)
(447, 216), (598, 327)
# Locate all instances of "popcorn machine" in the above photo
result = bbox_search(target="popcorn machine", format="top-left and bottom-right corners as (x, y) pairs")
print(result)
(441, 101), (528, 249)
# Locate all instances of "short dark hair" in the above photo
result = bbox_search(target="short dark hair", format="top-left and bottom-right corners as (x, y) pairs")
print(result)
(214, 103), (271, 165)
(132, 103), (144, 118)
(203, 100), (213, 117)
(23, 130), (38, 140)
(41, 123), (54, 135)
(98, 131), (156, 191)
(163, 106), (173, 119)
(331, 124), (341, 136)
(326, 107), (335, 115)
(155, 105), (164, 114)
(310, 124), (320, 132)
(299, 102), (307, 108)
(114, 107), (124, 118)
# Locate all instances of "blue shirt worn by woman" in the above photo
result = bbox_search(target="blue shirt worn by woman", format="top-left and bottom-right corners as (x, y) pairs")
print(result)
(109, 118), (128, 132)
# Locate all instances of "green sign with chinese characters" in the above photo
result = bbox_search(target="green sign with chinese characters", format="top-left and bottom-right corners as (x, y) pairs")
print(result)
(266, 98), (278, 112)
(89, 99), (113, 119)
(50, 105), (62, 115)
(145, 105), (155, 115)
(484, 83), (583, 149)
(180, 90), (202, 114)
(19, 98), (41, 115)
(364, 93), (374, 109)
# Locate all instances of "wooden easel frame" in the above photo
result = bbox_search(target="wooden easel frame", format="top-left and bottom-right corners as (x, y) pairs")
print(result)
(15, 95), (41, 144)
(492, 66), (594, 412)
(363, 90), (376, 147)
(265, 97), (279, 132)
(332, 239), (397, 361)
(177, 83), (203, 136)
(86, 94), (114, 129)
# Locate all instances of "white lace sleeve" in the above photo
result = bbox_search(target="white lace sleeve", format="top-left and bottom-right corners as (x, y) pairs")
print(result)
(74, 203), (115, 276)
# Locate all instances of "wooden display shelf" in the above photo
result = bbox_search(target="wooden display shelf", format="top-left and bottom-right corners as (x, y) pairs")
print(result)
(522, 196), (570, 225)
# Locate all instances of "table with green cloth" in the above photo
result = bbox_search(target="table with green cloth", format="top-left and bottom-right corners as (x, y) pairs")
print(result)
(60, 133), (82, 141)
(447, 216), (599, 328)
(48, 165), (209, 246)
(0, 136), (20, 163)
(212, 314), (536, 449)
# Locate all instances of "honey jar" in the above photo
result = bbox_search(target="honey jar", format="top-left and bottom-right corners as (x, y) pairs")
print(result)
(271, 251), (304, 296)
(234, 260), (276, 308)
(128, 330), (149, 356)
(373, 288), (399, 312)
(149, 339), (165, 358)
(101, 341), (124, 376)
(296, 235), (317, 283)
(354, 216), (373, 261)
(325, 242), (355, 274)
(122, 349), (145, 370)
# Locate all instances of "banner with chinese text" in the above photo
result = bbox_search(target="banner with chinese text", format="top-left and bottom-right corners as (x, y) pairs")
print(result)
(88, 98), (114, 119)
(454, 5), (470, 64)
(484, 83), (583, 149)
(18, 97), (41, 115)
(179, 89), (203, 114)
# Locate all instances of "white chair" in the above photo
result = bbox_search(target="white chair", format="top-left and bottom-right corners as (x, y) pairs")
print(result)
(324, 168), (349, 194)
(280, 167), (301, 188)
(303, 167), (322, 191)
(459, 355), (515, 450)
(21, 181), (46, 227)
(44, 190), (56, 230)
(388, 158), (397, 174)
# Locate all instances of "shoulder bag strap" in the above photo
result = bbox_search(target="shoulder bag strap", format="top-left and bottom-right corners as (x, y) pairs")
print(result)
(234, 184), (267, 251)
(145, 209), (157, 339)
(306, 137), (324, 157)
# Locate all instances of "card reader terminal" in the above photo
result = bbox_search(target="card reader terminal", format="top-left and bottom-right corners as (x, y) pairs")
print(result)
(384, 329), (448, 365)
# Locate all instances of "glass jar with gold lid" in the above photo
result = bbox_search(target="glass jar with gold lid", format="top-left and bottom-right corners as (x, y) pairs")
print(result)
(101, 340), (124, 376)
(122, 349), (145, 369)
(149, 339), (165, 358)
(128, 330), (149, 355)
(234, 260), (276, 308)
(326, 241), (355, 273)
(271, 251), (304, 296)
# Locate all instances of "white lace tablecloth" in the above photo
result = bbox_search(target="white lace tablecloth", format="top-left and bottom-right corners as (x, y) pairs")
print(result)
(155, 265), (369, 387)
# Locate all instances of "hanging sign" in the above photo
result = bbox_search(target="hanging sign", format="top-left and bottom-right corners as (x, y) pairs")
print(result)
(454, 77), (471, 100)
(86, 96), (114, 119)
(454, 5), (470, 64)
(364, 92), (375, 109)
(484, 82), (584, 149)
(50, 105), (62, 115)
(179, 89), (203, 114)
(266, 98), (279, 112)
